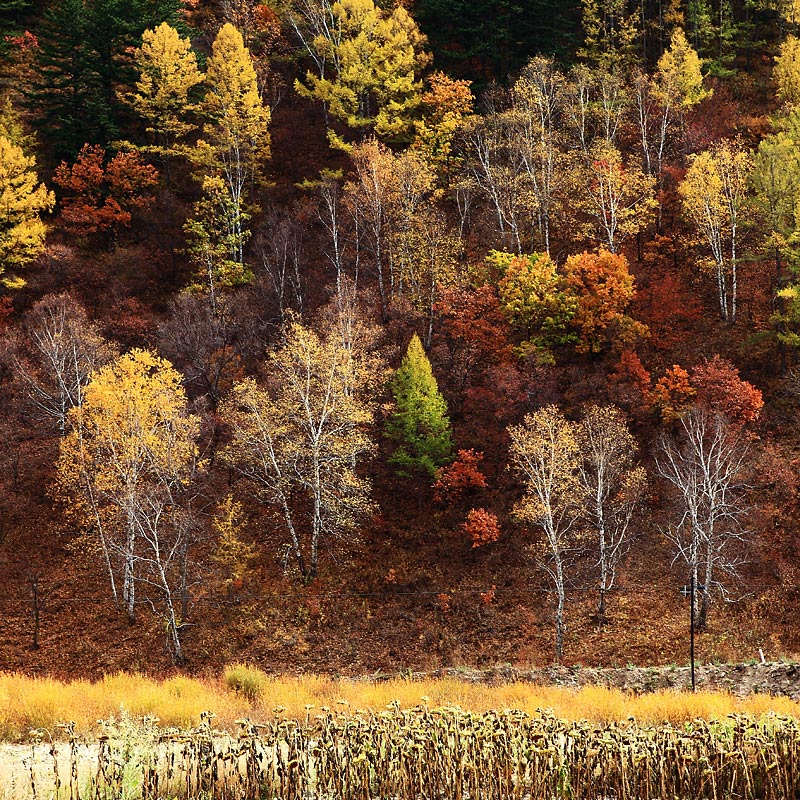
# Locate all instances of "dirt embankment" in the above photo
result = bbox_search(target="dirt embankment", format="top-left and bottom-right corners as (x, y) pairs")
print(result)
(388, 662), (800, 699)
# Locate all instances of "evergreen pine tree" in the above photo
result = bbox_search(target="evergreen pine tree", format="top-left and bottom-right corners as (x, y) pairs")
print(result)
(31, 0), (185, 161)
(30, 0), (108, 160)
(386, 333), (453, 478)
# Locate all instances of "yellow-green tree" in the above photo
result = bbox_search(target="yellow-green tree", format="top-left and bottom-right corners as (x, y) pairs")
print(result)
(386, 333), (453, 478)
(509, 405), (584, 660)
(656, 27), (710, 110)
(679, 140), (752, 324)
(211, 494), (256, 600)
(774, 35), (800, 107)
(292, 0), (430, 145)
(184, 174), (254, 312)
(491, 250), (577, 363)
(126, 22), (204, 157)
(221, 317), (375, 582)
(195, 22), (270, 284)
(57, 349), (200, 657)
(578, 0), (639, 73)
(0, 135), (54, 289)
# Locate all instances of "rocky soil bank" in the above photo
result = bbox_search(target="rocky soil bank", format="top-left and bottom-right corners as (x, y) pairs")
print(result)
(386, 662), (800, 699)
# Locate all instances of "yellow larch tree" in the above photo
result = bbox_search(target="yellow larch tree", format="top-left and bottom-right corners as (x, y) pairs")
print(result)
(191, 23), (270, 295)
(292, 0), (430, 146)
(0, 135), (54, 289)
(126, 22), (204, 157)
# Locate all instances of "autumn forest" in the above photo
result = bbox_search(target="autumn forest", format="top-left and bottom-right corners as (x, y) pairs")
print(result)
(0, 0), (799, 675)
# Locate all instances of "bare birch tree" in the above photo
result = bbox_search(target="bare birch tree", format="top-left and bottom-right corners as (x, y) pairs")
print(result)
(509, 405), (585, 659)
(576, 404), (646, 623)
(221, 313), (377, 581)
(15, 294), (116, 435)
(655, 408), (752, 630)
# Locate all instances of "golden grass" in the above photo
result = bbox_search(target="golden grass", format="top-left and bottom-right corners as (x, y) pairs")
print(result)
(0, 668), (797, 740)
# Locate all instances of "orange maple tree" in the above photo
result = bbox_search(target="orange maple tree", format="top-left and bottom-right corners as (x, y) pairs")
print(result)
(53, 145), (159, 239)
(692, 355), (764, 427)
(651, 364), (696, 422)
(433, 449), (487, 504)
(563, 249), (647, 354)
(462, 508), (501, 548)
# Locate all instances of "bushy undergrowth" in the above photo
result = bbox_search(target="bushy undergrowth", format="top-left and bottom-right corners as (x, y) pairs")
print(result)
(223, 663), (268, 702)
(0, 669), (798, 741)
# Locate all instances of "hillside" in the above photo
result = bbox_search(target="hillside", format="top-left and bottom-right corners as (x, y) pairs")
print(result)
(0, 0), (799, 677)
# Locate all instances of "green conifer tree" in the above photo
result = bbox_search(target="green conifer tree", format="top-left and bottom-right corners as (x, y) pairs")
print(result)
(386, 333), (453, 478)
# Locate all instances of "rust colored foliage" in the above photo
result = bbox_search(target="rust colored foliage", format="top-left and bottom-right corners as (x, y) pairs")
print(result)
(479, 585), (496, 605)
(463, 507), (500, 548)
(433, 285), (522, 430)
(611, 350), (652, 395)
(434, 286), (514, 383)
(0, 296), (12, 330)
(433, 449), (487, 505)
(652, 364), (696, 422)
(692, 355), (763, 427)
(563, 249), (646, 354)
(54, 145), (159, 237)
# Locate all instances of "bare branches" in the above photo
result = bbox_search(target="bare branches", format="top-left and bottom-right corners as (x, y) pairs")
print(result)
(655, 408), (752, 629)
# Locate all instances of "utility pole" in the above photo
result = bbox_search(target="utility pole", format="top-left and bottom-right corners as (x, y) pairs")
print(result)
(680, 575), (703, 692)
(690, 573), (696, 692)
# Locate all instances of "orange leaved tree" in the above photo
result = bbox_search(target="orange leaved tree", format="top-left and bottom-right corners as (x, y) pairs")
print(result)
(53, 145), (158, 244)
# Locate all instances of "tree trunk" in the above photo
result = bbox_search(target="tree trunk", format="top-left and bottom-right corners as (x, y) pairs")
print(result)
(554, 553), (565, 661)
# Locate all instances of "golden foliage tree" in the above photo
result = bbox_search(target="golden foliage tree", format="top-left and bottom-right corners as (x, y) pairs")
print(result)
(679, 140), (752, 324)
(575, 141), (656, 253)
(57, 349), (200, 652)
(193, 22), (270, 289)
(563, 249), (647, 354)
(413, 71), (473, 186)
(221, 315), (376, 582)
(774, 35), (800, 107)
(0, 135), (54, 289)
(292, 0), (430, 145)
(656, 27), (711, 110)
(633, 28), (710, 181)
(126, 22), (204, 157)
